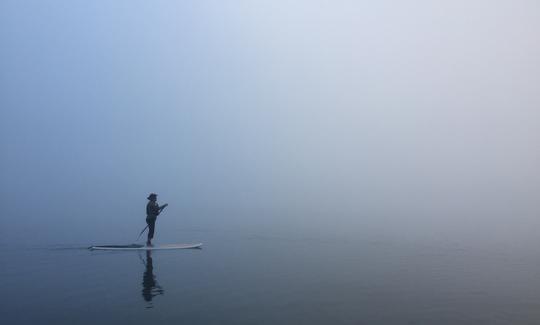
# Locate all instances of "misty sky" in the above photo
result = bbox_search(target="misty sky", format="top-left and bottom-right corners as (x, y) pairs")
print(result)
(1, 1), (539, 245)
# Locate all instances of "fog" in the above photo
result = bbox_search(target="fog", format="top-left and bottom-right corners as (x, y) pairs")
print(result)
(1, 0), (539, 247)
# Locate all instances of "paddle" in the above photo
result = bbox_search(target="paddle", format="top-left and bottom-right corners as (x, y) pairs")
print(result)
(137, 204), (168, 241)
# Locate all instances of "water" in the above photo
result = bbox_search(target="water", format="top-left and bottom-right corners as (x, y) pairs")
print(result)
(2, 231), (540, 325)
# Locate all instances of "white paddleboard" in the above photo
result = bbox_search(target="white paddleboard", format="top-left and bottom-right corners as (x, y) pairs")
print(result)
(89, 243), (202, 251)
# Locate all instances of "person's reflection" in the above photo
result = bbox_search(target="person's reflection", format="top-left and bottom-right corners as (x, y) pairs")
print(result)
(142, 250), (164, 307)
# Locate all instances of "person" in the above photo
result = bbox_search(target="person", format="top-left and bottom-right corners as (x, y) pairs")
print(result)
(146, 193), (168, 246)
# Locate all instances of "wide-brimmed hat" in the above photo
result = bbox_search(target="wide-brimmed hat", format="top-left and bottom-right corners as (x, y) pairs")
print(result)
(147, 193), (157, 200)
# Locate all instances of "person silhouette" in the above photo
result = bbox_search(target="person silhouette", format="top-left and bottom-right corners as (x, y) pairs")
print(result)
(145, 193), (168, 246)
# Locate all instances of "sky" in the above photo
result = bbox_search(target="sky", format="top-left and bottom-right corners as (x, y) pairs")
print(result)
(1, 0), (539, 246)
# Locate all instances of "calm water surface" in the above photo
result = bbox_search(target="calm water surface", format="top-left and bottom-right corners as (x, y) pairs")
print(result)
(2, 232), (540, 324)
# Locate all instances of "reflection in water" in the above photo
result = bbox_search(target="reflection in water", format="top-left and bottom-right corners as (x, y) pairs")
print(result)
(141, 251), (164, 308)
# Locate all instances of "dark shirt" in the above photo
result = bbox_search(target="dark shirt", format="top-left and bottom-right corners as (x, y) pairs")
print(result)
(146, 201), (160, 218)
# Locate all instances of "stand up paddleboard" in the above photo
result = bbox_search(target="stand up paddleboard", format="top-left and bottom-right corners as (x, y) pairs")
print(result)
(89, 243), (202, 251)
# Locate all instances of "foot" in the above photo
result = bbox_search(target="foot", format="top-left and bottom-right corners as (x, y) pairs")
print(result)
(146, 241), (152, 247)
